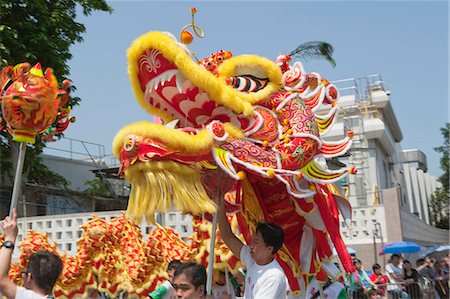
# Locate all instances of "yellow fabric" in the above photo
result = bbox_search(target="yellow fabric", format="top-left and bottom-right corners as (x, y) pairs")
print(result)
(112, 121), (213, 157)
(240, 178), (263, 233)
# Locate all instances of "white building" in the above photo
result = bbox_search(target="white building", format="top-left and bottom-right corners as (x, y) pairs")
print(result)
(327, 74), (448, 266)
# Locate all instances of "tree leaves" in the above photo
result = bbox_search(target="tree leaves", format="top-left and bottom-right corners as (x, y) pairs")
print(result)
(430, 123), (449, 229)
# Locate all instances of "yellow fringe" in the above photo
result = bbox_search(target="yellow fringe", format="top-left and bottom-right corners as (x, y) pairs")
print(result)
(125, 161), (215, 224)
(112, 121), (213, 157)
(224, 122), (244, 139)
(127, 31), (283, 120)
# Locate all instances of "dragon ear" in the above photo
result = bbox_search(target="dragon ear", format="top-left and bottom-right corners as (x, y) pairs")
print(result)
(289, 41), (336, 67)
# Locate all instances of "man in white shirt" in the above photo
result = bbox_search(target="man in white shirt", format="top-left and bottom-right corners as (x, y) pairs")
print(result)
(0, 209), (63, 299)
(385, 254), (409, 299)
(217, 196), (287, 299)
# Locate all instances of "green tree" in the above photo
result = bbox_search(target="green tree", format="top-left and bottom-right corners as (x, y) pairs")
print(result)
(430, 123), (449, 229)
(0, 1), (112, 189)
(84, 178), (109, 197)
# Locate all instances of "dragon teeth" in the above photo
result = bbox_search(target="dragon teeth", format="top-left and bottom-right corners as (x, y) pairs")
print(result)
(175, 73), (185, 93)
(164, 119), (179, 129)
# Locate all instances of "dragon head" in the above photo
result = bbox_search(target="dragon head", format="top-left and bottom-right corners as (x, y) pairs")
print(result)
(113, 31), (353, 225)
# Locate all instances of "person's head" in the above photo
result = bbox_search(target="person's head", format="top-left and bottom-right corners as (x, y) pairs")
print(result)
(444, 255), (450, 266)
(425, 256), (435, 267)
(372, 263), (382, 275)
(353, 258), (362, 271)
(173, 262), (206, 299)
(250, 222), (284, 264)
(167, 260), (183, 283)
(416, 258), (425, 267)
(403, 260), (412, 271)
(23, 251), (63, 294)
(214, 270), (227, 286)
(391, 254), (401, 266)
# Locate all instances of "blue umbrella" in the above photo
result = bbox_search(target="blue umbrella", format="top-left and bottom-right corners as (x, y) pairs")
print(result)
(436, 245), (450, 252)
(426, 245), (450, 258)
(381, 241), (421, 254)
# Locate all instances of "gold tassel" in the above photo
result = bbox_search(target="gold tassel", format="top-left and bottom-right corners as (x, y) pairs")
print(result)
(125, 161), (215, 224)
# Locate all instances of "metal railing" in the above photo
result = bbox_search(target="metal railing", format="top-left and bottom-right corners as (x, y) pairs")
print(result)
(347, 280), (446, 299)
(44, 136), (106, 162)
(331, 73), (390, 101)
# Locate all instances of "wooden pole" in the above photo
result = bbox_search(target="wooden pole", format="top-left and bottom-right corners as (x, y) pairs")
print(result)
(206, 210), (218, 295)
(9, 142), (26, 216)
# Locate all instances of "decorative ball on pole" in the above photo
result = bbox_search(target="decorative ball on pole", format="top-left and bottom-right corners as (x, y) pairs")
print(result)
(180, 7), (204, 46)
(0, 62), (76, 215)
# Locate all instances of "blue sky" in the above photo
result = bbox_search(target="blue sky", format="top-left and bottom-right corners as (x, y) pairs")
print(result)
(48, 1), (448, 177)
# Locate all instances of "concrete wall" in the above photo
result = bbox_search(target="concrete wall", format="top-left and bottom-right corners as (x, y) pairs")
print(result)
(382, 187), (404, 242)
(400, 208), (450, 245)
(42, 154), (99, 192)
(402, 164), (441, 224)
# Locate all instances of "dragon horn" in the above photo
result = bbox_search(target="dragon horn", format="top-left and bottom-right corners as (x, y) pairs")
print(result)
(30, 63), (44, 77)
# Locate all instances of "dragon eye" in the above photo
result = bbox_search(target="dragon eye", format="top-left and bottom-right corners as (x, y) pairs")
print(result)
(206, 62), (212, 66)
(217, 56), (223, 61)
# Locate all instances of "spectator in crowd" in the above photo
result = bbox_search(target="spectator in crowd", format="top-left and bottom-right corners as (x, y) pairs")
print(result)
(369, 263), (390, 297)
(416, 258), (441, 299)
(434, 260), (449, 299)
(347, 258), (378, 298)
(149, 260), (183, 299)
(217, 195), (287, 299)
(385, 254), (410, 299)
(416, 258), (435, 281)
(435, 260), (449, 279)
(172, 262), (207, 299)
(402, 260), (422, 298)
(211, 270), (233, 299)
(0, 209), (64, 299)
(443, 254), (450, 268)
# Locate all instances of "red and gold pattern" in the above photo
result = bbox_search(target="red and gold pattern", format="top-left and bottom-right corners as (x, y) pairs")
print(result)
(0, 63), (74, 144)
(2, 213), (244, 299)
(189, 215), (243, 274)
